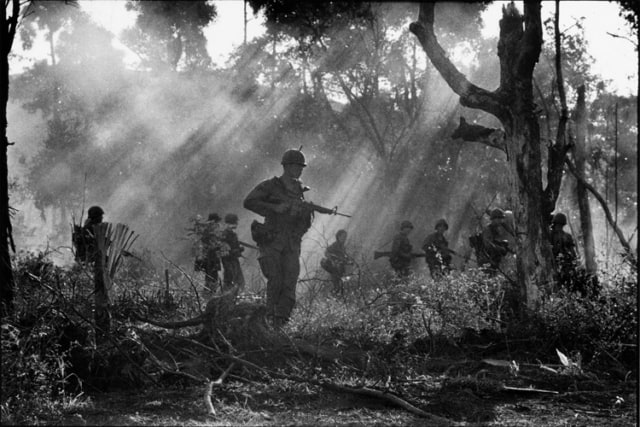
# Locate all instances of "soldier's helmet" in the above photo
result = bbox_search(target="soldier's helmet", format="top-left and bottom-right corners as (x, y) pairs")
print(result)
(552, 213), (567, 225)
(435, 218), (449, 230)
(208, 213), (221, 222)
(87, 206), (104, 219)
(336, 229), (347, 239)
(400, 220), (414, 230)
(224, 213), (239, 225)
(281, 149), (307, 166)
(490, 208), (506, 220)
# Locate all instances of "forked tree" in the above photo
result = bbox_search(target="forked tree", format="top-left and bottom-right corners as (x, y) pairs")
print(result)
(410, 1), (572, 309)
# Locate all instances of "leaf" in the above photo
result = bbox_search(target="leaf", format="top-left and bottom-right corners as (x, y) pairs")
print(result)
(556, 348), (571, 367)
(482, 359), (512, 368)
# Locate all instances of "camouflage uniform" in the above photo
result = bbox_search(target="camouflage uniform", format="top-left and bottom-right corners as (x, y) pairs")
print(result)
(221, 214), (245, 292)
(244, 175), (312, 325)
(422, 219), (451, 279)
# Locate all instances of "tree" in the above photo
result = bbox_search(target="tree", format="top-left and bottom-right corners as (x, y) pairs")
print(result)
(123, 0), (217, 71)
(1, 0), (20, 316)
(410, 2), (562, 310)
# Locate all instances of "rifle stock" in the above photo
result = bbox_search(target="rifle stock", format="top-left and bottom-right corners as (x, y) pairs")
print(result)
(374, 251), (425, 260)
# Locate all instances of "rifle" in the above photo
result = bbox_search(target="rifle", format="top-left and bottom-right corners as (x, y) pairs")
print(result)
(238, 240), (258, 250)
(373, 251), (425, 260)
(276, 197), (352, 218)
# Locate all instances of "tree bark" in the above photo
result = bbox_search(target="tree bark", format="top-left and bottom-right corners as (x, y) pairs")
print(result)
(1, 0), (20, 316)
(411, 2), (555, 310)
(573, 85), (597, 275)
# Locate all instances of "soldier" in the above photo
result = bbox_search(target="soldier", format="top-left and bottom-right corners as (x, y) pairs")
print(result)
(73, 205), (104, 263)
(221, 213), (246, 292)
(477, 208), (511, 275)
(243, 148), (314, 327)
(203, 213), (223, 293)
(549, 213), (577, 268)
(390, 220), (415, 277)
(422, 218), (452, 279)
(321, 229), (352, 295)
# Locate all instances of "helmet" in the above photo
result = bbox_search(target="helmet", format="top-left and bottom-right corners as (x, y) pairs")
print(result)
(435, 218), (449, 230)
(552, 213), (567, 225)
(87, 206), (104, 219)
(281, 149), (307, 166)
(336, 229), (347, 239)
(224, 213), (238, 225)
(208, 213), (221, 222)
(490, 208), (505, 220)
(400, 220), (414, 230)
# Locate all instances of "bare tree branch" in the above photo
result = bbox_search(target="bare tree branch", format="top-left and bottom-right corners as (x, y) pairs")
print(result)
(409, 3), (505, 118)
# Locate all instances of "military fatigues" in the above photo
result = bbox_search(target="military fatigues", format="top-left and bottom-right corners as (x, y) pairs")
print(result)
(221, 228), (245, 291)
(244, 176), (312, 325)
(422, 231), (451, 279)
(322, 240), (349, 295)
(478, 223), (509, 275)
(202, 224), (222, 292)
(390, 233), (413, 277)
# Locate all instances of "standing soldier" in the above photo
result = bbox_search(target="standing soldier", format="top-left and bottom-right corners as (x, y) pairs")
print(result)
(243, 148), (314, 328)
(321, 229), (352, 295)
(422, 218), (452, 279)
(73, 205), (104, 263)
(221, 213), (245, 292)
(549, 212), (582, 291)
(477, 208), (511, 275)
(203, 213), (224, 293)
(390, 220), (415, 277)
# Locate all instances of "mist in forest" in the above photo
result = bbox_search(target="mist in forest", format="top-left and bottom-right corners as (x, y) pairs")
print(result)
(7, 1), (637, 281)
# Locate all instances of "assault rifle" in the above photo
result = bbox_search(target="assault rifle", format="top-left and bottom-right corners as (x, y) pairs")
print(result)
(374, 251), (425, 260)
(239, 240), (258, 250)
(277, 198), (351, 218)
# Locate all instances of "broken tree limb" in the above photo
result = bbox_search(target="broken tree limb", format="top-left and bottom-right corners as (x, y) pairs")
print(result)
(213, 352), (456, 425)
(451, 117), (506, 152)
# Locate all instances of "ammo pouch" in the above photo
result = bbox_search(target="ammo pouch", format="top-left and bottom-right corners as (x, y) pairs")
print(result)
(251, 220), (274, 246)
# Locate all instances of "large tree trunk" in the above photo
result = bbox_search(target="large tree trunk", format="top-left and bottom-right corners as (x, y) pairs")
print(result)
(410, 2), (555, 310)
(573, 85), (597, 275)
(1, 0), (20, 317)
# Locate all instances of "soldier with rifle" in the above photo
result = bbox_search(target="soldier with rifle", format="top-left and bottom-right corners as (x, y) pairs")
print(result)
(389, 220), (417, 277)
(422, 218), (453, 279)
(244, 148), (350, 328)
(221, 213), (246, 292)
(321, 229), (353, 296)
(73, 205), (104, 263)
(476, 208), (511, 275)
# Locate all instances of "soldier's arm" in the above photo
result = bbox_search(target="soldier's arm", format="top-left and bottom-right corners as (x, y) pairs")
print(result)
(243, 182), (286, 216)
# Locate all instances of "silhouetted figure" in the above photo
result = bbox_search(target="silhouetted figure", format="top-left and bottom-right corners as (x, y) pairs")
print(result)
(221, 213), (245, 292)
(203, 213), (223, 293)
(476, 208), (510, 276)
(321, 229), (351, 295)
(73, 205), (104, 263)
(390, 220), (415, 277)
(423, 218), (452, 279)
(244, 149), (313, 328)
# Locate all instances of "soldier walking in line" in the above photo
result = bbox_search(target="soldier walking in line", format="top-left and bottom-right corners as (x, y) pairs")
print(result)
(390, 220), (415, 277)
(422, 218), (452, 279)
(243, 148), (315, 328)
(221, 213), (246, 292)
(203, 213), (224, 294)
(477, 208), (511, 275)
(73, 205), (104, 263)
(321, 229), (352, 296)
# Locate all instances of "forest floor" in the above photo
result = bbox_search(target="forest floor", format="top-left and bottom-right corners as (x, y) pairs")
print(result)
(49, 356), (637, 426)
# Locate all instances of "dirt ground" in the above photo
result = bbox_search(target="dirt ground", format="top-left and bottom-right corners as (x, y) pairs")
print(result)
(51, 361), (637, 427)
